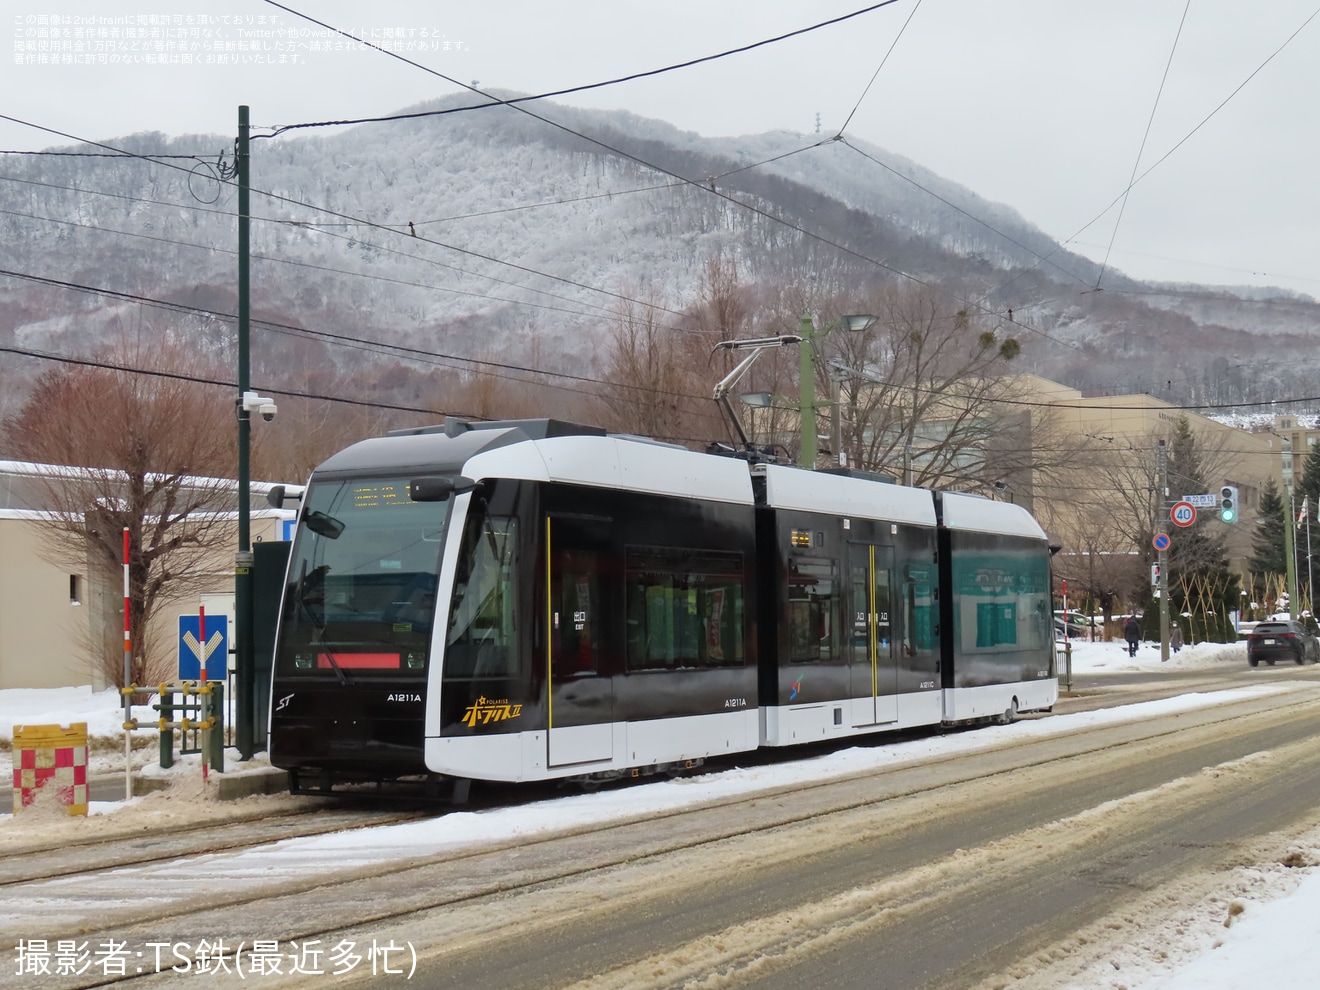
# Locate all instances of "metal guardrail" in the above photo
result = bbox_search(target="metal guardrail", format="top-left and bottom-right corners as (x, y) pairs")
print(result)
(119, 681), (225, 771)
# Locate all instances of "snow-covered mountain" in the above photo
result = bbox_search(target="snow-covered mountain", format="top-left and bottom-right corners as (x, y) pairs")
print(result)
(2, 92), (1317, 413)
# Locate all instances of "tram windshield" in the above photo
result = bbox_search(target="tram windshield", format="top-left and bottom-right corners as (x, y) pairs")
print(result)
(275, 476), (452, 678)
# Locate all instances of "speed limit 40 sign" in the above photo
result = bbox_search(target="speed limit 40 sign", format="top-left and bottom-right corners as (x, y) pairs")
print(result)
(1170, 500), (1197, 528)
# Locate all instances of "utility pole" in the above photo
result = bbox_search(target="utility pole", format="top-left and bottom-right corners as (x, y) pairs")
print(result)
(797, 314), (877, 470)
(798, 315), (817, 469)
(1284, 437), (1298, 620)
(234, 105), (255, 760)
(829, 369), (844, 468)
(1157, 440), (1169, 661)
(1307, 504), (1314, 615)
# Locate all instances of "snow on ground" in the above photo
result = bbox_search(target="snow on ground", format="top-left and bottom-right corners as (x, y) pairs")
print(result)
(1, 636), (1317, 988)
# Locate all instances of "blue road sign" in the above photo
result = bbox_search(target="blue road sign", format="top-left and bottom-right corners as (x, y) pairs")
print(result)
(1152, 532), (1171, 551)
(282, 518), (296, 541)
(178, 614), (228, 680)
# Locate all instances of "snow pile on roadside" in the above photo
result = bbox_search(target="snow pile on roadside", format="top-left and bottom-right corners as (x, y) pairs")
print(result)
(1061, 637), (1247, 673)
(976, 819), (1320, 990)
(1, 686), (200, 778)
(0, 748), (304, 849)
(0, 686), (131, 743)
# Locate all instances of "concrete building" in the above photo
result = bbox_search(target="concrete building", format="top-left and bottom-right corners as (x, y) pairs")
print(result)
(0, 461), (294, 691)
(1004, 376), (1297, 609)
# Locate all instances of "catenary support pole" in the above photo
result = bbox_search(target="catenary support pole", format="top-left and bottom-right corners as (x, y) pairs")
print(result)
(122, 527), (132, 801)
(798, 315), (816, 469)
(1284, 437), (1298, 620)
(1157, 440), (1169, 661)
(235, 105), (255, 760)
(1305, 503), (1313, 615)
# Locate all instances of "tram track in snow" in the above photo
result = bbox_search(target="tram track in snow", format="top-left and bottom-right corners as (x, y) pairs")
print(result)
(11, 683), (1320, 989)
(0, 805), (433, 889)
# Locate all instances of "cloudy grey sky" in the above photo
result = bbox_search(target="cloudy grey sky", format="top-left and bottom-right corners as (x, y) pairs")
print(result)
(5, 0), (1319, 297)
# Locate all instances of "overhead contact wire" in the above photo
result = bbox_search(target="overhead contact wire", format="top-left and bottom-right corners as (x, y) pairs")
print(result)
(1094, 0), (1192, 290)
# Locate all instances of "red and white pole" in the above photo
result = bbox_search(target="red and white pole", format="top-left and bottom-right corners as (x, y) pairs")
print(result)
(199, 604), (209, 782)
(122, 527), (132, 802)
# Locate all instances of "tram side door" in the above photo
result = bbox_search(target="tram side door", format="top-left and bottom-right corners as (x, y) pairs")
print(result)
(848, 543), (899, 726)
(546, 515), (615, 768)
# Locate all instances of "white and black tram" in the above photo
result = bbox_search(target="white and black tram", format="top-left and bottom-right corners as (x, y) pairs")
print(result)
(267, 418), (1057, 793)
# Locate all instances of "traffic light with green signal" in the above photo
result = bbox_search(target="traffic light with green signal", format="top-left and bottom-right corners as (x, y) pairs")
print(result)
(1220, 484), (1238, 523)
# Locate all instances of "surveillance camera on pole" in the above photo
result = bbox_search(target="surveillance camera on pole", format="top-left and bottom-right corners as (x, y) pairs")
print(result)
(240, 390), (277, 422)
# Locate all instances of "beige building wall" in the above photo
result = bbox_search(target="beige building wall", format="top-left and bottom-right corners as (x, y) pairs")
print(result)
(0, 512), (291, 692)
(1264, 413), (1320, 501)
(0, 515), (93, 690)
(1010, 374), (1285, 573)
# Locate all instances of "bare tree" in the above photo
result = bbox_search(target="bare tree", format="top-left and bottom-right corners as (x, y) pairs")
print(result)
(597, 291), (693, 442)
(985, 394), (1112, 524)
(690, 253), (753, 341)
(1049, 511), (1147, 623)
(4, 341), (238, 687)
(249, 373), (399, 485)
(826, 285), (1023, 486)
(595, 272), (733, 446)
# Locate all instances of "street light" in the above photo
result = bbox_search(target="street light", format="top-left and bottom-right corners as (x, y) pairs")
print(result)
(737, 392), (787, 459)
(798, 314), (876, 469)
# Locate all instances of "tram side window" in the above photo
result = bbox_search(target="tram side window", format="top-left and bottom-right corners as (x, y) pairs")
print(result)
(974, 601), (1018, 648)
(625, 546), (744, 670)
(446, 516), (518, 678)
(788, 558), (837, 664)
(904, 581), (936, 657)
(554, 550), (602, 676)
(950, 535), (1051, 654)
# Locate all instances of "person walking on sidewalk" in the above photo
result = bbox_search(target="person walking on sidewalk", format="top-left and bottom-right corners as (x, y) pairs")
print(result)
(1123, 615), (1142, 657)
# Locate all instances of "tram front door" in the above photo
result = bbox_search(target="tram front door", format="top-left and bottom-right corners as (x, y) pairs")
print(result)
(546, 515), (614, 768)
(849, 543), (899, 726)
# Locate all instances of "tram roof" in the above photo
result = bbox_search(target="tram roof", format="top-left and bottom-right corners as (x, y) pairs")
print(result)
(315, 421), (756, 505)
(939, 491), (1048, 540)
(760, 464), (937, 526)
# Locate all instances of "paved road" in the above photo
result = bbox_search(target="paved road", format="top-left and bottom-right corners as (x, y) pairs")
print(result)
(13, 663), (1319, 990)
(368, 680), (1320, 990)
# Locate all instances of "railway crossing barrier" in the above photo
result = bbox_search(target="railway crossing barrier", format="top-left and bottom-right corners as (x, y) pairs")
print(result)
(121, 681), (225, 771)
(11, 722), (88, 816)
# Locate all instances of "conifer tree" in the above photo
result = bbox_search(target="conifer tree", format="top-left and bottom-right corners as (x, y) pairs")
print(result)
(1249, 477), (1288, 578)
(1161, 417), (1241, 641)
(1294, 445), (1320, 611)
(1297, 443), (1320, 513)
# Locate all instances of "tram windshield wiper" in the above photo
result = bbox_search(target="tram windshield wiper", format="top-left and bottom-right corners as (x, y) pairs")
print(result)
(315, 638), (352, 687)
(294, 560), (352, 686)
